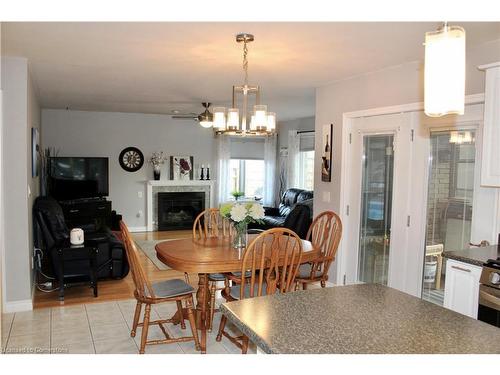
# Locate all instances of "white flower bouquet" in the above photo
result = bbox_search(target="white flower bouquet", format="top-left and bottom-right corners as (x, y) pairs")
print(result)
(149, 152), (167, 169)
(220, 202), (265, 248)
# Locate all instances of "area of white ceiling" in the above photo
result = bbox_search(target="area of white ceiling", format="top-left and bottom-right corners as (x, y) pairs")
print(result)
(2, 22), (500, 120)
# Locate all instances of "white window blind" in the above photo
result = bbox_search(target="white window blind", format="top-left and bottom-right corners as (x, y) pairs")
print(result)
(299, 132), (315, 151)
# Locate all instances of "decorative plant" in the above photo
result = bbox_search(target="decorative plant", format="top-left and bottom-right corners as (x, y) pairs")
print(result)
(220, 202), (265, 248)
(220, 202), (265, 231)
(230, 191), (245, 201)
(149, 152), (167, 170)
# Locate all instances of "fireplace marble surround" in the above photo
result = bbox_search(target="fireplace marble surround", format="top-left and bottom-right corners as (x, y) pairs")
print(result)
(146, 180), (215, 231)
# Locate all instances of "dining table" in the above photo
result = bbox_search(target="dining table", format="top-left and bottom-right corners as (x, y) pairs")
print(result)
(155, 234), (318, 353)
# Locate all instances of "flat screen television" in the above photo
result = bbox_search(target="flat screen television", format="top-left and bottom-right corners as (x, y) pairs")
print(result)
(49, 157), (109, 201)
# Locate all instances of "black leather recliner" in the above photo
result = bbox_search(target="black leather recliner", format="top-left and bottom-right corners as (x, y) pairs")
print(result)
(33, 196), (129, 281)
(250, 188), (314, 238)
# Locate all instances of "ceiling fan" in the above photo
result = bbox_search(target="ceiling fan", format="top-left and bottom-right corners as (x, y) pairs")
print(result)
(172, 102), (213, 128)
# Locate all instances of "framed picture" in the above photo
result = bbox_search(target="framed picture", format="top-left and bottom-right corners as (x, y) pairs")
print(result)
(169, 156), (194, 180)
(321, 124), (333, 182)
(31, 127), (40, 177)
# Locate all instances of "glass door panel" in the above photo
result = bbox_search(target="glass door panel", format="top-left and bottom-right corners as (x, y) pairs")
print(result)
(358, 135), (394, 285)
(422, 130), (476, 305)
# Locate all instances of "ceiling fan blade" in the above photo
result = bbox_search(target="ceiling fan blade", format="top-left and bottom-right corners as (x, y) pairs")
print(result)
(172, 115), (197, 119)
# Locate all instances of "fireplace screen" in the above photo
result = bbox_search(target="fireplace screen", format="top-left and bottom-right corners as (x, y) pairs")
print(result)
(157, 192), (205, 230)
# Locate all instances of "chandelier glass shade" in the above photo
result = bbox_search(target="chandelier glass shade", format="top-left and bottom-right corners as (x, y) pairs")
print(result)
(212, 33), (277, 136)
(424, 24), (466, 117)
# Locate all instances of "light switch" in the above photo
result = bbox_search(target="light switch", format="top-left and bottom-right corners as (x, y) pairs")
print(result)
(137, 210), (143, 218)
(322, 191), (331, 202)
(138, 191), (143, 198)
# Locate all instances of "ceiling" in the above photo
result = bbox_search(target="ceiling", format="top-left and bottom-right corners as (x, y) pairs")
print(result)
(2, 22), (500, 121)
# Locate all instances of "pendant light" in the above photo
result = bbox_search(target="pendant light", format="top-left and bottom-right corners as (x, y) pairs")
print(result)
(424, 23), (466, 117)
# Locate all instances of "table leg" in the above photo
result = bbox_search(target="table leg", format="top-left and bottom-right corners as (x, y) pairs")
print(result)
(89, 248), (98, 297)
(196, 273), (209, 354)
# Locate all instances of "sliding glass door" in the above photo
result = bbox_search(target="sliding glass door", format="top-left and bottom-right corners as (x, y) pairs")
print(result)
(422, 130), (477, 305)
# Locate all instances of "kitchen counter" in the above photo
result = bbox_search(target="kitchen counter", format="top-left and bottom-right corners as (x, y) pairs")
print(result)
(220, 284), (500, 354)
(443, 245), (499, 266)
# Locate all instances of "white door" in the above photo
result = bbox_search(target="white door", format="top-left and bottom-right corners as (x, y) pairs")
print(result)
(341, 104), (492, 298)
(412, 104), (497, 303)
(344, 113), (413, 291)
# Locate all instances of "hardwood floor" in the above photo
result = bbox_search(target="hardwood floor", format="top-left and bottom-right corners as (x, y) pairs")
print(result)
(33, 230), (198, 309)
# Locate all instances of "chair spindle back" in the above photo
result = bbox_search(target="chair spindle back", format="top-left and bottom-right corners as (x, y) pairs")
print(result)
(192, 208), (233, 240)
(306, 211), (342, 276)
(240, 228), (303, 299)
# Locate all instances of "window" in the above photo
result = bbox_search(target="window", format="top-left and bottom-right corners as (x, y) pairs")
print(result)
(229, 159), (265, 198)
(296, 132), (315, 190)
(298, 150), (315, 190)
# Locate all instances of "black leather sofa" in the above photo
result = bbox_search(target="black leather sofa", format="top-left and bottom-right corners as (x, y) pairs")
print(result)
(250, 188), (314, 238)
(33, 196), (129, 282)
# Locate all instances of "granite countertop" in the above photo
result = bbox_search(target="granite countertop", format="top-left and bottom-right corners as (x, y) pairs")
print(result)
(220, 284), (500, 354)
(443, 245), (500, 266)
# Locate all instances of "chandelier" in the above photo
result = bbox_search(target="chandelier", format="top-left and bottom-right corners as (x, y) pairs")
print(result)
(210, 33), (276, 136)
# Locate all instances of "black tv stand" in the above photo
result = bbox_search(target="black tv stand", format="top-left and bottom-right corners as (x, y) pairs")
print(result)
(60, 197), (107, 205)
(59, 198), (112, 230)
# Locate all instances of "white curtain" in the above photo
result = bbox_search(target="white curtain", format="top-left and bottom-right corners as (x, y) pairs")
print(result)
(263, 134), (277, 206)
(287, 130), (300, 189)
(215, 135), (231, 206)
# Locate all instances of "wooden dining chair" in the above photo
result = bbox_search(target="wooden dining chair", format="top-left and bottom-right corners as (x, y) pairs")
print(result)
(119, 221), (200, 354)
(294, 211), (342, 290)
(192, 208), (235, 332)
(216, 227), (303, 354)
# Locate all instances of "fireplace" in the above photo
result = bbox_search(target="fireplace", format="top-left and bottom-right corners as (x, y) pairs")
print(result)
(157, 192), (205, 230)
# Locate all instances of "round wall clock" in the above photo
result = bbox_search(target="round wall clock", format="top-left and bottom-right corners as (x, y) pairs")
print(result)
(119, 147), (144, 172)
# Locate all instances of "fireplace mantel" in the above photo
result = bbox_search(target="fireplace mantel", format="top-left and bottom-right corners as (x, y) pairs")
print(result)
(146, 180), (215, 231)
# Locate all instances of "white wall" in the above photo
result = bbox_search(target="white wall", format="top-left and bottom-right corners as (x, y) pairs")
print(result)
(315, 38), (500, 283)
(1, 56), (40, 311)
(315, 38), (500, 214)
(41, 109), (216, 230)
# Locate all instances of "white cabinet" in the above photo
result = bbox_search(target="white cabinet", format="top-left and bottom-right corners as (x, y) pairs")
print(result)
(479, 62), (500, 187)
(443, 259), (482, 318)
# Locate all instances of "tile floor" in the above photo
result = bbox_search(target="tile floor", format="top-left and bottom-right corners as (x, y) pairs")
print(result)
(1, 299), (256, 354)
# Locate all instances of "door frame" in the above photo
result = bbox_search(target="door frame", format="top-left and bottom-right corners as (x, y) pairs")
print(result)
(336, 94), (485, 296)
(344, 116), (405, 289)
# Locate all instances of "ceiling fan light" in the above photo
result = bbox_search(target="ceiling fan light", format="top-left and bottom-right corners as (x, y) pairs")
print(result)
(424, 25), (466, 117)
(199, 120), (213, 128)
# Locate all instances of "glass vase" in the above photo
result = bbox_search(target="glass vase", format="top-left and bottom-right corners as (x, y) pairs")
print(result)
(233, 222), (248, 249)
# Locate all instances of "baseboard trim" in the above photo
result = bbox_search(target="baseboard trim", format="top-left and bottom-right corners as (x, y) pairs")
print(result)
(4, 299), (33, 313)
(128, 226), (148, 233)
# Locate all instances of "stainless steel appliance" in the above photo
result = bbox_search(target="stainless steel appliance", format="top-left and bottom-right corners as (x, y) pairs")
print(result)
(478, 257), (500, 328)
